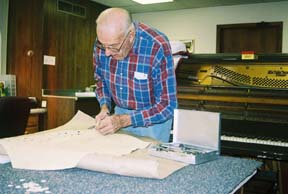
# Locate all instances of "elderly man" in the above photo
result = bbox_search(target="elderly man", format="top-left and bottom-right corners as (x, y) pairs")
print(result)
(93, 8), (177, 142)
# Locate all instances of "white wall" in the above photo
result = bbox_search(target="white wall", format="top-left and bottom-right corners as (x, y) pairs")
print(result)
(0, 0), (9, 74)
(132, 1), (288, 53)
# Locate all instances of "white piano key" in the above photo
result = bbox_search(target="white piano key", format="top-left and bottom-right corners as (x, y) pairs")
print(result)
(221, 135), (288, 147)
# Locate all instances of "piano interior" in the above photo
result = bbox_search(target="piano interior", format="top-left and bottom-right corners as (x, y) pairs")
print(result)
(176, 53), (288, 194)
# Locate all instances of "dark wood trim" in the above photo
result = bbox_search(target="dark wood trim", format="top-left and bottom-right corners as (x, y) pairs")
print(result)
(216, 22), (283, 53)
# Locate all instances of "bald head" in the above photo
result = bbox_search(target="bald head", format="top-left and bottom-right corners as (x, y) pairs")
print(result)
(96, 8), (132, 38)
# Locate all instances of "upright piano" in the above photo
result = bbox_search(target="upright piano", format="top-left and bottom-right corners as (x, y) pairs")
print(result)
(175, 53), (288, 193)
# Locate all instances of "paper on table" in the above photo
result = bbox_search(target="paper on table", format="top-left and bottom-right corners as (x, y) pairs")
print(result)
(77, 149), (187, 179)
(0, 111), (187, 179)
(0, 111), (150, 170)
(0, 154), (10, 164)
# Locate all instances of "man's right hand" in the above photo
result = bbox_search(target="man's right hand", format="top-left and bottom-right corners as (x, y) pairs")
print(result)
(95, 105), (110, 129)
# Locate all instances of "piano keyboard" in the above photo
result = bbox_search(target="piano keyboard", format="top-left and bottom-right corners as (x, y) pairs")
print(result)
(221, 135), (288, 147)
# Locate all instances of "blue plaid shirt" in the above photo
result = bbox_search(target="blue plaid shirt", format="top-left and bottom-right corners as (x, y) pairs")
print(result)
(93, 22), (178, 127)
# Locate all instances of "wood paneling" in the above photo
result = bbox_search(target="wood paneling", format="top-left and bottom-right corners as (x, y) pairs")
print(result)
(42, 0), (108, 90)
(217, 22), (283, 53)
(7, 0), (44, 99)
(7, 0), (108, 100)
(43, 96), (100, 129)
(44, 96), (76, 129)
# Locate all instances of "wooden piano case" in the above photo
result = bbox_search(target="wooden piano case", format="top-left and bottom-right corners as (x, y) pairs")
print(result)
(176, 53), (288, 194)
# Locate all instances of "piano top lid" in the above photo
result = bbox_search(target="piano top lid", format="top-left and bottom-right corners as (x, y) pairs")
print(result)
(181, 53), (288, 64)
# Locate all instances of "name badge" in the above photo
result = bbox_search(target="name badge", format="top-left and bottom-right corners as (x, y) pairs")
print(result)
(134, 72), (147, 80)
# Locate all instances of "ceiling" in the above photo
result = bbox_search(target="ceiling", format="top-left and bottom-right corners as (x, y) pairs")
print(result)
(90, 0), (288, 13)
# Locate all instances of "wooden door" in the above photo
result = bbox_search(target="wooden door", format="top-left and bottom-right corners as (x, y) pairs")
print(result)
(7, 0), (44, 100)
(216, 22), (282, 53)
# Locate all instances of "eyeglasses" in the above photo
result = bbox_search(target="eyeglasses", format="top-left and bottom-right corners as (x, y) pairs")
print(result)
(96, 30), (131, 53)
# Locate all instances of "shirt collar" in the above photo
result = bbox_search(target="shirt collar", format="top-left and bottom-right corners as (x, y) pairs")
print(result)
(129, 21), (140, 56)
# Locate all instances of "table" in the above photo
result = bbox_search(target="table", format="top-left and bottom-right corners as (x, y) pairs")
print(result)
(0, 156), (261, 194)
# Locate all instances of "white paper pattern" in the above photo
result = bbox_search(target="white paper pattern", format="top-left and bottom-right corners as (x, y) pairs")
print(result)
(0, 111), (150, 170)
